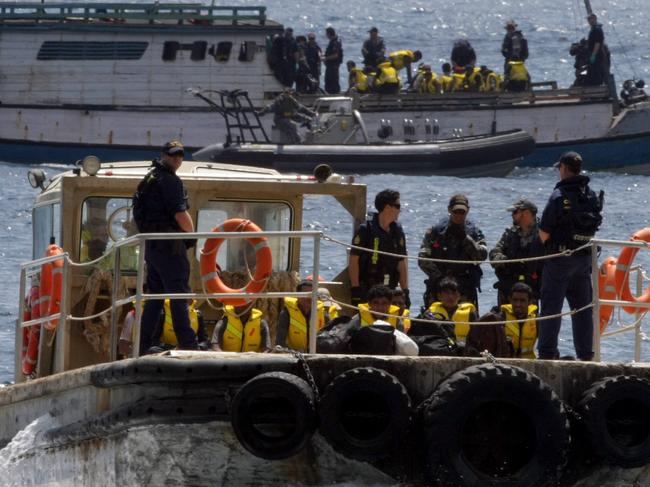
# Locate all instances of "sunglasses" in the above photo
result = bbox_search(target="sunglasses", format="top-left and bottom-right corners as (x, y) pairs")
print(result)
(452, 209), (467, 215)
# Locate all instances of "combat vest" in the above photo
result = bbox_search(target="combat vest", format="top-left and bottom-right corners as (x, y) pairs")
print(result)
(358, 303), (401, 328)
(510, 31), (525, 60)
(389, 50), (415, 71)
(284, 297), (325, 351)
(220, 305), (264, 352)
(501, 304), (538, 359)
(161, 299), (200, 346)
(427, 302), (475, 344)
(375, 61), (400, 87)
(553, 178), (603, 252)
(507, 61), (529, 82)
(356, 214), (405, 289)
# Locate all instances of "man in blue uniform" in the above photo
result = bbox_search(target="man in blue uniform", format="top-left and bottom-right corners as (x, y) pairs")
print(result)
(349, 189), (409, 308)
(324, 27), (343, 94)
(586, 13), (606, 86)
(134, 140), (198, 354)
(538, 151), (603, 360)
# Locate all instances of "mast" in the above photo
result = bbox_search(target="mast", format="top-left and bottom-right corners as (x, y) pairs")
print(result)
(584, 0), (593, 15)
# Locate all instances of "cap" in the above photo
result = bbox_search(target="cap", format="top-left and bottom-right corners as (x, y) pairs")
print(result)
(368, 26), (378, 33)
(505, 19), (517, 28)
(448, 194), (470, 211)
(553, 151), (583, 170)
(297, 279), (314, 291)
(506, 198), (538, 214)
(307, 32), (316, 39)
(317, 287), (333, 305)
(162, 140), (184, 155)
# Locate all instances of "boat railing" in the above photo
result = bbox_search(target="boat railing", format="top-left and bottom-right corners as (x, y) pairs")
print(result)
(0, 3), (267, 26)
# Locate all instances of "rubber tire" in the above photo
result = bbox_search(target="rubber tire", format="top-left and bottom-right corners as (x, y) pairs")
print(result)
(230, 371), (317, 460)
(319, 367), (412, 461)
(421, 363), (570, 487)
(577, 375), (650, 468)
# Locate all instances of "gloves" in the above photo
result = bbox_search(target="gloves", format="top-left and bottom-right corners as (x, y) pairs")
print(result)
(589, 53), (597, 64)
(403, 288), (411, 309)
(351, 286), (363, 308)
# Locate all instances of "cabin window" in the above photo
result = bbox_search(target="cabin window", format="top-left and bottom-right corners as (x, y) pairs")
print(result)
(32, 203), (61, 260)
(238, 41), (256, 62)
(162, 41), (208, 61)
(210, 42), (233, 62)
(162, 41), (180, 61)
(37, 41), (148, 61)
(195, 200), (292, 272)
(80, 197), (138, 271)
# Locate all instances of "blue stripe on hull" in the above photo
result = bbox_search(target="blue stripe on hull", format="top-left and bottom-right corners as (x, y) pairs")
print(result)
(522, 133), (650, 170)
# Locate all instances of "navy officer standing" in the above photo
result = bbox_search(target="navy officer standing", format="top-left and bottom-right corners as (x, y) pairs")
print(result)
(134, 140), (198, 354)
(538, 151), (603, 360)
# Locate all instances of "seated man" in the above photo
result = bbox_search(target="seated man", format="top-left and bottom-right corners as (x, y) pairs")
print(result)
(276, 280), (326, 352)
(495, 282), (538, 358)
(424, 277), (477, 346)
(391, 288), (411, 332)
(355, 284), (405, 331)
(318, 287), (341, 321)
(211, 303), (271, 353)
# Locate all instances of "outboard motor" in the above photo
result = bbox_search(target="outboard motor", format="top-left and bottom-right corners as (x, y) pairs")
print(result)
(377, 119), (393, 140)
(620, 79), (647, 107)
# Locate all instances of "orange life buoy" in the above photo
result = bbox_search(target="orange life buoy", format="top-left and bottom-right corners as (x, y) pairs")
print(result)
(598, 256), (618, 332)
(614, 228), (650, 315)
(41, 244), (64, 331)
(200, 219), (273, 306)
(22, 285), (41, 376)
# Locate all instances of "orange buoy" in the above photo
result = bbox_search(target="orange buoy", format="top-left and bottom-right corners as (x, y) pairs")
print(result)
(200, 219), (273, 306)
(42, 244), (65, 331)
(614, 228), (650, 315)
(598, 256), (618, 333)
(22, 285), (41, 376)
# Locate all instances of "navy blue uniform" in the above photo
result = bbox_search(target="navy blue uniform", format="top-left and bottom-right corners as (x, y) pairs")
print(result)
(586, 23), (605, 85)
(324, 36), (342, 94)
(138, 159), (197, 353)
(538, 175), (602, 360)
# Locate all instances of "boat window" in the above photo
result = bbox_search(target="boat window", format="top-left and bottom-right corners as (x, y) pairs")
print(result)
(80, 197), (138, 271)
(210, 42), (233, 62)
(191, 41), (208, 61)
(162, 41), (180, 61)
(37, 41), (148, 61)
(32, 203), (61, 259)
(195, 201), (291, 272)
(238, 41), (256, 62)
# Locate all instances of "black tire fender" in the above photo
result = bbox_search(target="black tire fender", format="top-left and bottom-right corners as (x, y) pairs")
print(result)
(577, 375), (650, 468)
(230, 371), (317, 460)
(318, 367), (412, 460)
(421, 363), (570, 487)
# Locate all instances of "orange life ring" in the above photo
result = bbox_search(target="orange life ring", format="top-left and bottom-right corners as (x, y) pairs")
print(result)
(614, 228), (650, 315)
(200, 219), (273, 306)
(41, 244), (65, 331)
(22, 285), (41, 376)
(597, 256), (618, 333)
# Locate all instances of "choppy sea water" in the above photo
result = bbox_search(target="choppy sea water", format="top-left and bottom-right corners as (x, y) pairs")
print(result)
(2, 0), (650, 383)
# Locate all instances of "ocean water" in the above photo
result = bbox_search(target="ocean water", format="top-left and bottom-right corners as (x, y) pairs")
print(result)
(2, 0), (650, 382)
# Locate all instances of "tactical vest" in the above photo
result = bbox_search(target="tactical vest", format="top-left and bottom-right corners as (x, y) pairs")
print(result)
(358, 303), (401, 327)
(555, 184), (603, 251)
(161, 299), (200, 346)
(220, 305), (264, 352)
(501, 304), (538, 358)
(427, 302), (475, 344)
(284, 297), (325, 352)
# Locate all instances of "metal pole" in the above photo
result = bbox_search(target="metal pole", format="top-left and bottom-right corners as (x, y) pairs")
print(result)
(308, 234), (321, 354)
(132, 238), (146, 359)
(591, 240), (601, 361)
(109, 246), (121, 362)
(634, 268), (643, 362)
(17, 267), (27, 382)
(584, 0), (593, 15)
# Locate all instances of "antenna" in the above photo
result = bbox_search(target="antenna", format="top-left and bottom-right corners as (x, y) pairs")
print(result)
(583, 0), (593, 15)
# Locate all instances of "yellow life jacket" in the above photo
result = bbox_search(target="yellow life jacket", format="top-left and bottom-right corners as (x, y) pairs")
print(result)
(284, 297), (325, 352)
(358, 303), (401, 328)
(161, 299), (200, 346)
(427, 302), (475, 344)
(221, 305), (264, 352)
(327, 304), (340, 321)
(466, 67), (483, 92)
(388, 50), (414, 71)
(501, 304), (538, 359)
(399, 308), (411, 333)
(418, 73), (440, 94)
(440, 74), (453, 93)
(375, 61), (400, 87)
(450, 72), (466, 92)
(351, 67), (369, 92)
(507, 61), (529, 82)
(484, 71), (503, 92)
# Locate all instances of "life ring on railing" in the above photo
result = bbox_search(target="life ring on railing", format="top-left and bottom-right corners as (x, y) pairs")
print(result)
(22, 285), (41, 376)
(614, 228), (650, 315)
(42, 244), (64, 331)
(200, 219), (272, 306)
(598, 256), (618, 333)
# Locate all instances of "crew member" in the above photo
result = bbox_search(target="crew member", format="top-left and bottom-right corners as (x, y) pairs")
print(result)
(305, 32), (322, 91)
(362, 26), (386, 69)
(496, 282), (538, 359)
(538, 151), (603, 360)
(135, 140), (197, 354)
(257, 89), (316, 144)
(451, 38), (476, 71)
(349, 189), (409, 307)
(501, 20), (529, 74)
(586, 13), (606, 86)
(490, 199), (544, 306)
(211, 303), (271, 352)
(276, 280), (327, 352)
(425, 277), (478, 346)
(270, 27), (297, 88)
(418, 194), (487, 310)
(388, 49), (422, 85)
(324, 26), (343, 94)
(346, 60), (370, 93)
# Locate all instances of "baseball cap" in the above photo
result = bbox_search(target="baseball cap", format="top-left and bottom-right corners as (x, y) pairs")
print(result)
(162, 140), (184, 155)
(506, 198), (538, 214)
(368, 26), (378, 33)
(308, 32), (316, 39)
(448, 194), (470, 211)
(553, 151), (583, 169)
(505, 19), (517, 29)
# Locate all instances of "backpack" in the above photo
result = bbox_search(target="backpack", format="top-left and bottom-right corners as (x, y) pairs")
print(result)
(350, 324), (395, 355)
(561, 187), (604, 248)
(317, 316), (355, 354)
(132, 167), (157, 233)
